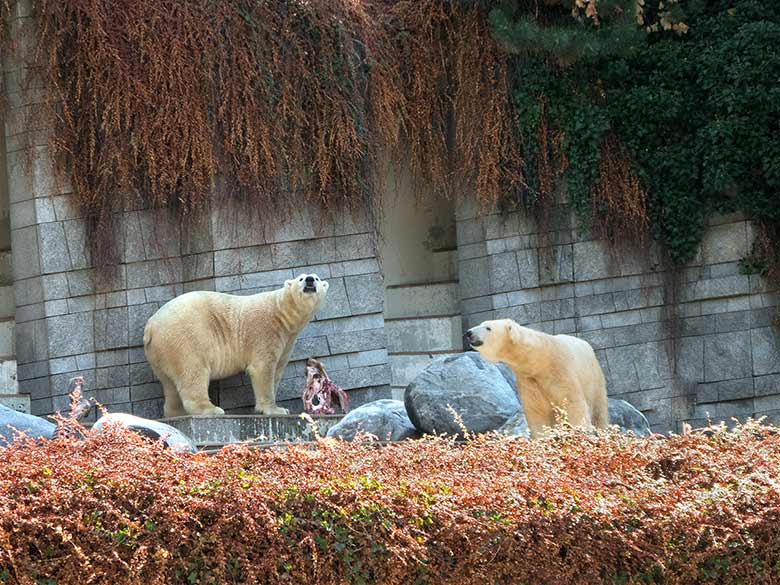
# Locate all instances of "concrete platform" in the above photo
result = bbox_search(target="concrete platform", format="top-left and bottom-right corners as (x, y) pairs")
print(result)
(159, 414), (343, 449)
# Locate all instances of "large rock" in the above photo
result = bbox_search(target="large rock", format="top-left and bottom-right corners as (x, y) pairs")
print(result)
(405, 352), (521, 436)
(326, 399), (418, 441)
(0, 405), (56, 445)
(608, 399), (652, 437)
(92, 413), (197, 453)
(497, 410), (530, 438)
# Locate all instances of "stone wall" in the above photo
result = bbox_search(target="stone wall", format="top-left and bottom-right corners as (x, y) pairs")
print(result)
(10, 190), (391, 418)
(456, 197), (780, 433)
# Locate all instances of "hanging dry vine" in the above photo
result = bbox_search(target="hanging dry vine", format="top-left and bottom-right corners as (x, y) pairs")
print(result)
(19, 0), (522, 266)
(449, 5), (526, 205)
(533, 97), (568, 206)
(591, 132), (649, 247)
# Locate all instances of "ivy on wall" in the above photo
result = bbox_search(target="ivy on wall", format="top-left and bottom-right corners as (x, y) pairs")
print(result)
(491, 0), (780, 276)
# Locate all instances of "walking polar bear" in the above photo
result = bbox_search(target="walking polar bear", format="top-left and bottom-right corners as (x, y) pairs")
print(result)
(465, 318), (608, 438)
(144, 274), (328, 417)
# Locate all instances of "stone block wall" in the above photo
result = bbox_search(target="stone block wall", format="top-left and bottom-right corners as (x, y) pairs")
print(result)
(202, 204), (391, 414)
(456, 198), (780, 433)
(10, 190), (391, 418)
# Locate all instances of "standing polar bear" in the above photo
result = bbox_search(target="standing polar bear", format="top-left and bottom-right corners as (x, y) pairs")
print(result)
(465, 318), (608, 438)
(144, 274), (328, 417)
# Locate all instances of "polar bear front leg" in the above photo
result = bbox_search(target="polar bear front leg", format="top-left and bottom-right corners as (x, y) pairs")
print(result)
(524, 410), (554, 439)
(248, 362), (289, 415)
(274, 342), (295, 391)
(562, 397), (594, 431)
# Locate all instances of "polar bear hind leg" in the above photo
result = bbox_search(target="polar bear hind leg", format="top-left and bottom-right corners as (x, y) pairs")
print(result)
(160, 372), (186, 418)
(562, 396), (594, 430)
(590, 384), (609, 429)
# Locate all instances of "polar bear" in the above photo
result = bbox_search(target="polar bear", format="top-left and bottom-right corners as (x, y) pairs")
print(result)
(465, 318), (608, 438)
(143, 274), (328, 417)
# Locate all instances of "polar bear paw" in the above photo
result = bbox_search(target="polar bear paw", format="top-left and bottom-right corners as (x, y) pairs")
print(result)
(200, 405), (225, 416)
(254, 405), (290, 416)
(183, 402), (225, 416)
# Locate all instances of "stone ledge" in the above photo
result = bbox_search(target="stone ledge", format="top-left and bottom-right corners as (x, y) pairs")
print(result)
(159, 414), (343, 447)
(0, 394), (30, 413)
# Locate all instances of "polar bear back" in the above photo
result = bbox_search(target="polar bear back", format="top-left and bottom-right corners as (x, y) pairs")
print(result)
(144, 289), (285, 380)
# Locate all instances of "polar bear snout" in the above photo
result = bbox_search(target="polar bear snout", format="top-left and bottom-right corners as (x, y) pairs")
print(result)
(464, 327), (483, 347)
(465, 326), (490, 348)
(292, 273), (326, 294)
(465, 320), (511, 355)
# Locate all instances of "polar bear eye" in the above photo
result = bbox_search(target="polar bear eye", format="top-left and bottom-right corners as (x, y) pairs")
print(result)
(486, 326), (492, 332)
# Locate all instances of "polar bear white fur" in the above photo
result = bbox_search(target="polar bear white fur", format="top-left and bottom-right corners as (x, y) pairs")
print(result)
(143, 274), (328, 417)
(465, 318), (608, 438)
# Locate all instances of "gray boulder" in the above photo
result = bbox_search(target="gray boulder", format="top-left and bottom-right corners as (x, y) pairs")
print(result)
(608, 399), (652, 437)
(405, 352), (521, 436)
(326, 399), (419, 441)
(497, 409), (530, 438)
(0, 405), (56, 445)
(92, 413), (197, 453)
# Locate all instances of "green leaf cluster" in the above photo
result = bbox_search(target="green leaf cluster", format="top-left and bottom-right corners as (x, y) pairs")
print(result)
(491, 0), (780, 266)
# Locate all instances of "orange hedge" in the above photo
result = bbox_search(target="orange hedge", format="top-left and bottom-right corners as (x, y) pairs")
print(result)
(1, 423), (780, 584)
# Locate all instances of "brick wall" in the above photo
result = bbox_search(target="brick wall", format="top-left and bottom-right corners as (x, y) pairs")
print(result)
(456, 197), (780, 433)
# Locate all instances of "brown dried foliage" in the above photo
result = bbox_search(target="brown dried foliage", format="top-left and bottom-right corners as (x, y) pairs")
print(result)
(34, 0), (392, 263)
(26, 0), (522, 265)
(384, 0), (451, 192)
(591, 132), (650, 246)
(3, 422), (780, 584)
(535, 97), (568, 206)
(753, 222), (780, 285)
(449, 6), (526, 204)
(370, 0), (525, 203)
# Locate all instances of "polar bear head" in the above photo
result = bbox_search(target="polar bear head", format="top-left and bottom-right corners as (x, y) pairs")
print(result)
(464, 318), (532, 363)
(284, 273), (329, 313)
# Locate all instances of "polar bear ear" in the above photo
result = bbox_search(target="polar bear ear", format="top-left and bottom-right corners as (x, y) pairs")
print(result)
(321, 280), (329, 291)
(284, 279), (294, 288)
